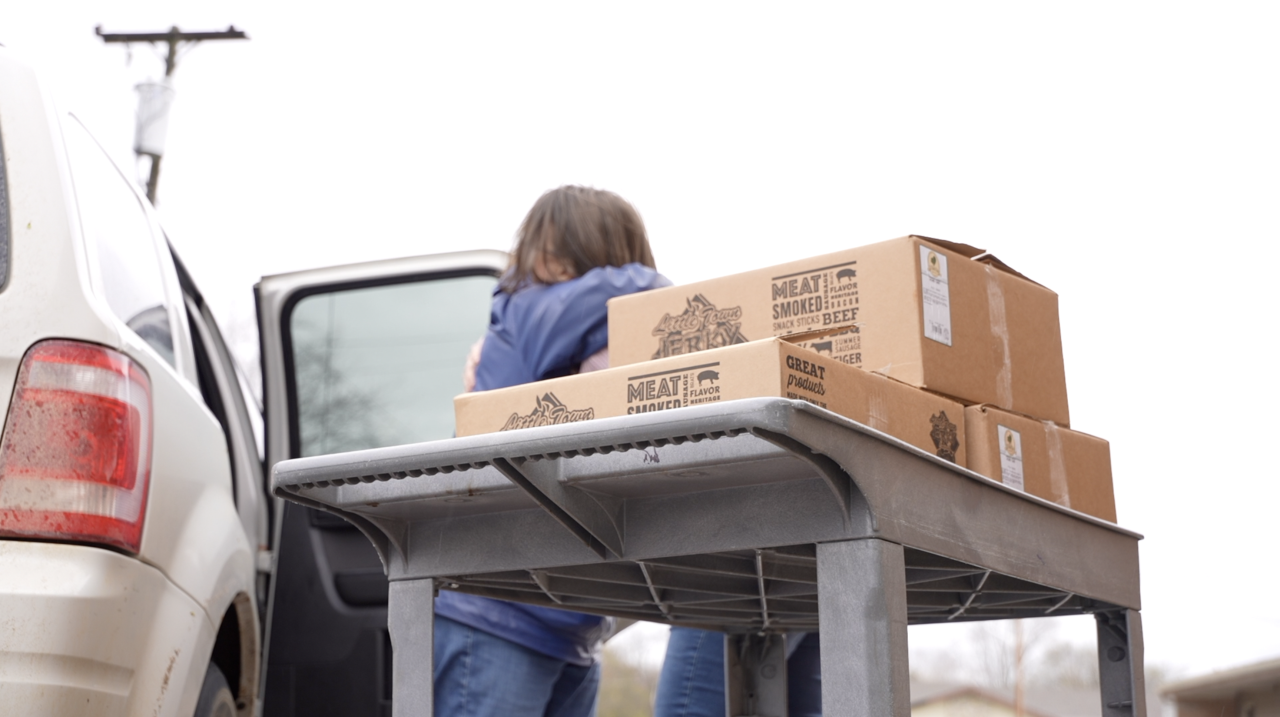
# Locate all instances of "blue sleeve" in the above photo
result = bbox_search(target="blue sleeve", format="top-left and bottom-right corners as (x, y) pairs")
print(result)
(525, 264), (671, 380)
(474, 263), (671, 391)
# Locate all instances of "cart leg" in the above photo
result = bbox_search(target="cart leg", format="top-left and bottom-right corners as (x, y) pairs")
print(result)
(725, 632), (788, 717)
(1096, 609), (1146, 717)
(817, 539), (910, 717)
(389, 578), (435, 717)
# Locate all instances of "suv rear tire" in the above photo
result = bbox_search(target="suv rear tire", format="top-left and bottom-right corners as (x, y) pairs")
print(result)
(193, 662), (237, 717)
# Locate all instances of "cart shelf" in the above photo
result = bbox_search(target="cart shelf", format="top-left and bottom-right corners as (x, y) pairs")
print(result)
(273, 397), (1145, 717)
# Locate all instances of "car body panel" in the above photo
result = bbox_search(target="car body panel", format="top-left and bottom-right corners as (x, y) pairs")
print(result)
(134, 335), (255, 622)
(0, 48), (260, 715)
(3, 44), (513, 716)
(0, 48), (120, 428)
(184, 292), (270, 560)
(0, 541), (216, 716)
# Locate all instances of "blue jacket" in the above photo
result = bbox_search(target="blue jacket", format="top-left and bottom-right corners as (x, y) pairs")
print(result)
(436, 263), (671, 666)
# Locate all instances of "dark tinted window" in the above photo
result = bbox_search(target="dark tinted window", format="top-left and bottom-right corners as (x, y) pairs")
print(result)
(62, 117), (176, 366)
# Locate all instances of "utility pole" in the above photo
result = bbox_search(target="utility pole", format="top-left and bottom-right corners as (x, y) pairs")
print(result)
(1014, 619), (1026, 717)
(95, 25), (248, 205)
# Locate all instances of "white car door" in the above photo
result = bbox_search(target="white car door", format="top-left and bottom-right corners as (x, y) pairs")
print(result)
(254, 250), (505, 716)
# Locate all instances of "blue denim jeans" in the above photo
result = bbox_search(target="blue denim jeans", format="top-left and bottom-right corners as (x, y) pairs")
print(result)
(433, 615), (601, 717)
(653, 627), (822, 717)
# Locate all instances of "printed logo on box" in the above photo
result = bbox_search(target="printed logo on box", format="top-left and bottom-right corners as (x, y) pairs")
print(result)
(926, 250), (943, 278)
(651, 295), (748, 359)
(769, 260), (860, 334)
(997, 424), (1025, 491)
(796, 326), (862, 367)
(783, 354), (828, 408)
(501, 393), (595, 431)
(626, 362), (722, 414)
(929, 411), (959, 463)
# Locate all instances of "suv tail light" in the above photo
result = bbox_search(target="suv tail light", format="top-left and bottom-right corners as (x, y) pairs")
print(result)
(0, 340), (153, 553)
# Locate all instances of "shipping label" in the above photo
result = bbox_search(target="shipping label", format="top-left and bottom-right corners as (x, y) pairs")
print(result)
(997, 424), (1025, 491)
(625, 361), (722, 414)
(651, 295), (748, 359)
(768, 260), (861, 335)
(920, 246), (952, 346)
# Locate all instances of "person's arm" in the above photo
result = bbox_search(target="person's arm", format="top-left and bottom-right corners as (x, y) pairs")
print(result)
(462, 337), (484, 393)
(578, 347), (609, 373)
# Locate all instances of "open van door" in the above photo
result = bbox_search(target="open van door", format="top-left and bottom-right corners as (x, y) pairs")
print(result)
(255, 250), (506, 716)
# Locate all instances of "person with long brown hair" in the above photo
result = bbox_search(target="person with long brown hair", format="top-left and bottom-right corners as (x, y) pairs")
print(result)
(439, 186), (669, 717)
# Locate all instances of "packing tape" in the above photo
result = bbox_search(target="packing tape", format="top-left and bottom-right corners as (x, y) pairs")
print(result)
(1043, 420), (1071, 508)
(868, 389), (890, 432)
(986, 266), (1014, 409)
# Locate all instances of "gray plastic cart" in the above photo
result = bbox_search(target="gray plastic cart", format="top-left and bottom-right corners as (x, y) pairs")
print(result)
(271, 398), (1144, 717)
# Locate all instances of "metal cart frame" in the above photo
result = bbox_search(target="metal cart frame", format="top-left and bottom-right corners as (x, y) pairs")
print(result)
(272, 398), (1144, 716)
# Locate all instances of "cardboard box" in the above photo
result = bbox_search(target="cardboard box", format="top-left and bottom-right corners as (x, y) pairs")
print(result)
(964, 405), (1115, 521)
(607, 235), (1070, 426)
(456, 338), (968, 466)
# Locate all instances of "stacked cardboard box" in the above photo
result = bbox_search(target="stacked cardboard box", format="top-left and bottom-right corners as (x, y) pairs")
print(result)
(455, 338), (969, 465)
(607, 235), (1069, 425)
(454, 235), (1116, 520)
(964, 404), (1114, 522)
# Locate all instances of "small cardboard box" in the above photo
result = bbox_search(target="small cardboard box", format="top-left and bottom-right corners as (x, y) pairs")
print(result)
(455, 338), (968, 466)
(607, 235), (1070, 426)
(964, 405), (1115, 522)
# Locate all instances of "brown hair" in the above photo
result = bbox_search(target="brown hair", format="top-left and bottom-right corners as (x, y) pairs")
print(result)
(501, 186), (656, 292)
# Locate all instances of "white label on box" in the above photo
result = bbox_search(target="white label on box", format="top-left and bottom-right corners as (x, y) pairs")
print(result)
(920, 246), (952, 346)
(997, 424), (1025, 491)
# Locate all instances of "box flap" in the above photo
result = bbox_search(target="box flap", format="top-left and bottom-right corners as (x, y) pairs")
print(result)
(912, 235), (986, 259)
(913, 235), (1046, 289)
(971, 253), (1045, 288)
(781, 326), (858, 344)
(969, 403), (1092, 436)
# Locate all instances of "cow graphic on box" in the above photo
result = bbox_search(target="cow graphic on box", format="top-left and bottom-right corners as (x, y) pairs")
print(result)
(651, 294), (749, 359)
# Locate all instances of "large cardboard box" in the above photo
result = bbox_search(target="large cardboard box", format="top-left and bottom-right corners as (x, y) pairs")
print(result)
(456, 338), (968, 466)
(964, 405), (1115, 521)
(607, 235), (1070, 426)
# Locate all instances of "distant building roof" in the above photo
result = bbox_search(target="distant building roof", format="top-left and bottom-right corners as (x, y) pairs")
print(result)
(911, 679), (1166, 717)
(911, 680), (1096, 717)
(1161, 656), (1280, 701)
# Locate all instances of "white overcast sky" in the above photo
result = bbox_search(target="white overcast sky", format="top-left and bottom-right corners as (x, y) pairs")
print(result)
(7, 0), (1279, 683)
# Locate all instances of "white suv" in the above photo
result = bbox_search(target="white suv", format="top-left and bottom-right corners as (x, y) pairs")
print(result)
(0, 49), (505, 716)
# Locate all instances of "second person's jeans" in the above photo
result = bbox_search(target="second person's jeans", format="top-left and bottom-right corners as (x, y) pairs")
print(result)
(653, 627), (822, 717)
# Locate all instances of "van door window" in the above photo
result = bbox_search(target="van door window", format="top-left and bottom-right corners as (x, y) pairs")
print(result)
(62, 118), (177, 367)
(287, 274), (495, 457)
